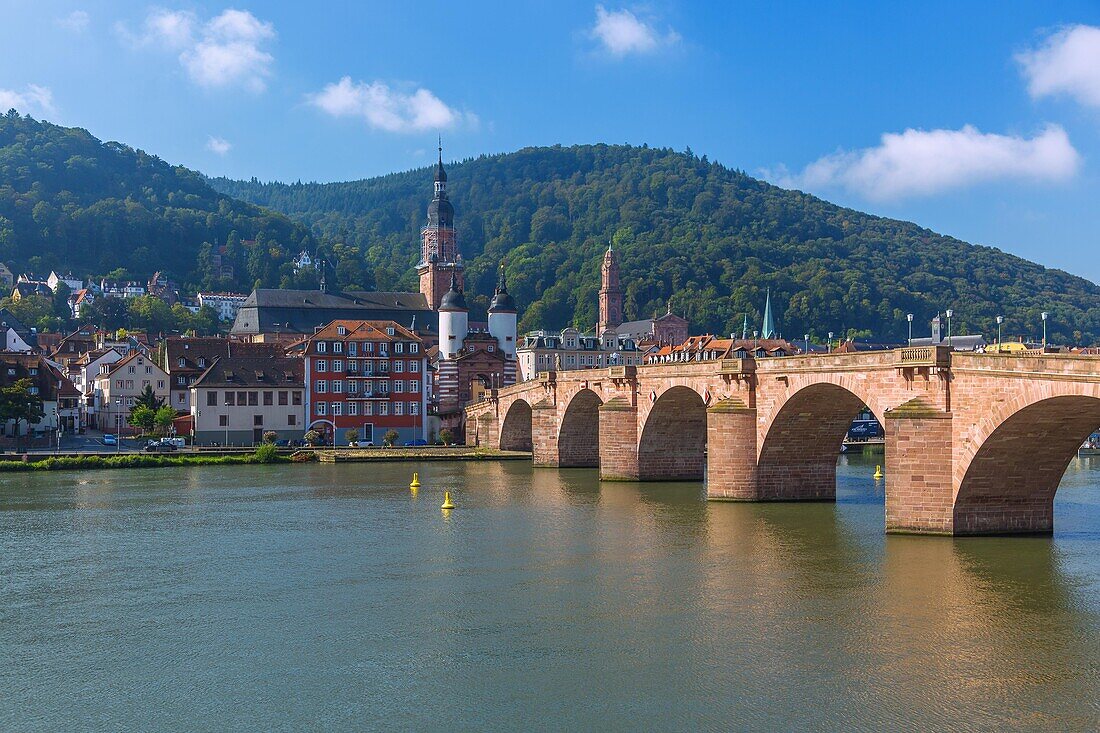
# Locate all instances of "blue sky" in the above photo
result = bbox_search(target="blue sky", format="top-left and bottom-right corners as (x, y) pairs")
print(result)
(3, 1), (1100, 282)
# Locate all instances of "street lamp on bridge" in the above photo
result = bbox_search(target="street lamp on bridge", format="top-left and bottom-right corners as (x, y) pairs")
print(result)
(906, 313), (913, 346)
(1041, 311), (1048, 348)
(996, 315), (1003, 352)
(803, 333), (809, 354)
(945, 309), (953, 348)
(827, 332), (833, 353)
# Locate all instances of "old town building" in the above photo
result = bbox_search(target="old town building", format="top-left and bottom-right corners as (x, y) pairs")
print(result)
(92, 352), (169, 434)
(190, 354), (305, 445)
(517, 328), (645, 380)
(301, 320), (429, 446)
(161, 337), (283, 411)
(0, 352), (80, 444)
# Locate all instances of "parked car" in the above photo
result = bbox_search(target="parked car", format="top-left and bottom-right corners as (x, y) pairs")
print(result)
(102, 434), (117, 446)
(404, 439), (428, 447)
(144, 441), (177, 453)
(161, 437), (186, 448)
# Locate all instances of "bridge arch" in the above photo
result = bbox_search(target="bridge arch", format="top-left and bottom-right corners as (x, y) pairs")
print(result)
(954, 394), (1100, 535)
(557, 389), (602, 467)
(499, 398), (533, 452)
(638, 386), (708, 480)
(757, 382), (880, 500)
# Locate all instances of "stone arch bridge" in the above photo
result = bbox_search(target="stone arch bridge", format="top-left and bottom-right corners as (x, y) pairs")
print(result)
(465, 347), (1100, 535)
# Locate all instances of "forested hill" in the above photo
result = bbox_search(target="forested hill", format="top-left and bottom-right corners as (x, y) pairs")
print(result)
(212, 144), (1100, 344)
(0, 113), (314, 291)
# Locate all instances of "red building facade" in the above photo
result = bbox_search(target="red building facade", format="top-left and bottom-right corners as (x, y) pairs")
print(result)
(302, 321), (428, 445)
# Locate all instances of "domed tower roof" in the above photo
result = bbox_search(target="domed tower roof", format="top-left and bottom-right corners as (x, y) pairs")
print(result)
(439, 272), (467, 311)
(426, 144), (454, 228)
(489, 263), (516, 313)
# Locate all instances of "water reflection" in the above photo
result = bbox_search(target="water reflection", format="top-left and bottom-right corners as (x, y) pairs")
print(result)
(0, 459), (1097, 731)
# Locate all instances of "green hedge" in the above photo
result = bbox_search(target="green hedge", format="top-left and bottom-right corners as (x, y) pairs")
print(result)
(0, 450), (290, 473)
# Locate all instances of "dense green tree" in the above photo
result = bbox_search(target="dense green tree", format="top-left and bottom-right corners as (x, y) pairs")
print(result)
(0, 295), (62, 332)
(153, 405), (176, 435)
(0, 377), (44, 452)
(0, 114), (314, 293)
(213, 144), (1100, 345)
(128, 405), (155, 433)
(134, 384), (164, 411)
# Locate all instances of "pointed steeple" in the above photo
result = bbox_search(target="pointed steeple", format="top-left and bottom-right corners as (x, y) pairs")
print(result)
(742, 313), (748, 340)
(761, 288), (776, 339)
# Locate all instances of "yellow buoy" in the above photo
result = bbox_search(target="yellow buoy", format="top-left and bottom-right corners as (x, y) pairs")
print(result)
(410, 472), (420, 489)
(873, 465), (884, 480)
(441, 491), (455, 510)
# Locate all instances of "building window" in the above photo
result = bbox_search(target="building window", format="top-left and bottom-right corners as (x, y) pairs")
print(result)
(178, 357), (186, 368)
(254, 415), (263, 426)
(207, 392), (217, 406)
(409, 360), (420, 373)
(316, 380), (328, 393)
(248, 392), (258, 406)
(488, 344), (495, 352)
(409, 380), (419, 393)
(333, 342), (343, 353)
(29, 386), (39, 395)
(409, 402), (420, 416)
(348, 402), (358, 416)
(364, 342), (373, 354)
(316, 342), (327, 353)
(317, 402), (327, 416)
(219, 415), (228, 427)
(157, 380), (164, 389)
(288, 414), (296, 426)
(333, 360), (343, 372)
(178, 393), (185, 404)
(225, 391), (235, 406)
(378, 402), (389, 416)
(394, 342), (403, 354)
(278, 391), (288, 405)
(363, 402), (373, 416)
(237, 391), (247, 405)
(293, 392), (302, 406)
(393, 380), (404, 393)
(410, 343), (419, 354)
(316, 359), (327, 372)
(348, 342), (357, 356)
(263, 391), (273, 406)
(332, 380), (343, 393)
(198, 358), (206, 368)
(332, 402), (343, 416)
(128, 366), (136, 374)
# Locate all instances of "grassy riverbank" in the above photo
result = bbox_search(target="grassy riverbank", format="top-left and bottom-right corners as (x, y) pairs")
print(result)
(0, 445), (291, 473)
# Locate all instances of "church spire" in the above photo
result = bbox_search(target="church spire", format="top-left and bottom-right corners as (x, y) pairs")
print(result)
(761, 288), (776, 339)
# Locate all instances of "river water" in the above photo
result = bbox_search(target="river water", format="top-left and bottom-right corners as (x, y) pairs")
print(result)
(2, 454), (1098, 732)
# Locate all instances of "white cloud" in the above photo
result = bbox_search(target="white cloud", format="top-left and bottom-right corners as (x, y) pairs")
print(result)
(590, 5), (680, 56)
(1017, 24), (1100, 108)
(0, 85), (58, 118)
(767, 125), (1079, 201)
(57, 10), (90, 32)
(308, 77), (475, 133)
(119, 8), (274, 92)
(206, 136), (232, 155)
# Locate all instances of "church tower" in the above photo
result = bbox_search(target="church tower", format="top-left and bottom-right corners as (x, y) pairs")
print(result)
(597, 243), (623, 336)
(418, 142), (463, 309)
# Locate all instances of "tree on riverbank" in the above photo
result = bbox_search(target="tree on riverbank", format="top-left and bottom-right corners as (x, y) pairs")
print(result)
(0, 378), (44, 452)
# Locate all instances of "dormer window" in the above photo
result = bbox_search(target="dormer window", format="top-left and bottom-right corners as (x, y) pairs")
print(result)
(386, 327), (395, 336)
(178, 357), (186, 368)
(198, 358), (206, 367)
(337, 326), (347, 336)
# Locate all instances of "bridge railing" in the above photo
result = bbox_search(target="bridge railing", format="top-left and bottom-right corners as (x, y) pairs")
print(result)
(895, 344), (951, 368)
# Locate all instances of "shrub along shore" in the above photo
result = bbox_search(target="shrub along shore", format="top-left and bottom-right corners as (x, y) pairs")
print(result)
(0, 444), (293, 472)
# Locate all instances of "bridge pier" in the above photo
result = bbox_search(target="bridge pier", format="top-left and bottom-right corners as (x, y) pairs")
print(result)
(598, 397), (639, 481)
(706, 398), (760, 500)
(472, 411), (498, 449)
(531, 400), (561, 467)
(884, 400), (954, 534)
